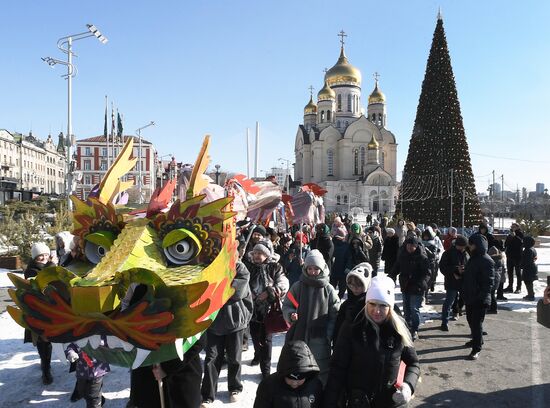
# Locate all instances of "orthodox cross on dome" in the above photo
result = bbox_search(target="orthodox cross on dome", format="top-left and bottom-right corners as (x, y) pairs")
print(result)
(373, 72), (381, 84)
(308, 85), (314, 97)
(338, 30), (347, 47)
(323, 68), (329, 74)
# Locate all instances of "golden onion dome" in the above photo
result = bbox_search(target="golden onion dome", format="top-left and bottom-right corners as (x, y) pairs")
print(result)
(325, 47), (362, 87)
(368, 133), (379, 149)
(317, 80), (336, 101)
(368, 80), (386, 104)
(304, 96), (317, 114)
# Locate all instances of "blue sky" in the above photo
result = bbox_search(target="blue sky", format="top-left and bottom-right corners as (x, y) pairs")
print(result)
(1, 0), (549, 193)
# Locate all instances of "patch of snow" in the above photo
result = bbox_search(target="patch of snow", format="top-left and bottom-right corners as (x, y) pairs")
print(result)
(1, 243), (549, 406)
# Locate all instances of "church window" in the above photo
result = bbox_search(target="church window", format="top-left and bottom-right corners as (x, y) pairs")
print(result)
(347, 94), (352, 112)
(320, 111), (325, 123)
(327, 149), (334, 176)
(343, 195), (348, 204)
(371, 113), (376, 122)
(337, 95), (342, 111)
(327, 110), (331, 122)
(353, 148), (359, 175)
(360, 146), (366, 175)
(337, 120), (341, 128)
(337, 195), (341, 205)
(378, 113), (383, 126)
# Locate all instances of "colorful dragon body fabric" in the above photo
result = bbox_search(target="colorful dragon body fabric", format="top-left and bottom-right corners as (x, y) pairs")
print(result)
(7, 136), (238, 369)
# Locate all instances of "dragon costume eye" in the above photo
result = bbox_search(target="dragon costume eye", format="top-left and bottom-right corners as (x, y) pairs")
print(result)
(162, 228), (202, 265)
(84, 231), (116, 265)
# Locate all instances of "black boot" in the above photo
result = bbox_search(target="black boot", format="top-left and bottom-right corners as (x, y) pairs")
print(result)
(37, 340), (53, 385)
(41, 362), (53, 385)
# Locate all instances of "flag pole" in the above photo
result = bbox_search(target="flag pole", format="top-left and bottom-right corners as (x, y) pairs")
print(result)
(105, 95), (110, 168)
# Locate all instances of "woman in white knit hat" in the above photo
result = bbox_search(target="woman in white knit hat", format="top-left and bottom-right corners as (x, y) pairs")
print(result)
(324, 274), (420, 408)
(24, 242), (57, 385)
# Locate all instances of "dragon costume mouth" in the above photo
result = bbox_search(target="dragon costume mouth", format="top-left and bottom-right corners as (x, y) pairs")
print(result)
(50, 334), (192, 369)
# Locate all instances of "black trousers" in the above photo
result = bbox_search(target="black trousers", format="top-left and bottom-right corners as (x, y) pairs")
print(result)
(201, 330), (244, 401)
(76, 377), (104, 408)
(506, 257), (522, 290)
(249, 320), (272, 377)
(466, 303), (486, 352)
(36, 339), (51, 372)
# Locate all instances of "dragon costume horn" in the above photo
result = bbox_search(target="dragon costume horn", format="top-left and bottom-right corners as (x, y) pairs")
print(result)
(98, 137), (137, 204)
(186, 135), (211, 199)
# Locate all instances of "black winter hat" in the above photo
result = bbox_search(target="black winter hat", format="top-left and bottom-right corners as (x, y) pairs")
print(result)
(454, 235), (468, 247)
(404, 236), (420, 246)
(253, 225), (267, 237)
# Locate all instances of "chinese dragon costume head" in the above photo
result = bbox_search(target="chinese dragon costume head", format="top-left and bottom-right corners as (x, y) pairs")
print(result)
(7, 136), (237, 368)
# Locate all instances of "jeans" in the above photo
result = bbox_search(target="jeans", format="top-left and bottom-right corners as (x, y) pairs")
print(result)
(466, 303), (486, 352)
(201, 330), (244, 401)
(441, 289), (459, 325)
(402, 293), (423, 332)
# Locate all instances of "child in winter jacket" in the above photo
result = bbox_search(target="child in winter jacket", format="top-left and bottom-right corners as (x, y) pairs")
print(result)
(488, 246), (506, 312)
(65, 339), (110, 407)
(254, 340), (323, 408)
(333, 262), (372, 344)
(282, 249), (340, 385)
(521, 236), (538, 301)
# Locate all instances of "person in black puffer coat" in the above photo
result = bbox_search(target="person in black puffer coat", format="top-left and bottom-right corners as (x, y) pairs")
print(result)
(439, 235), (469, 331)
(254, 340), (323, 408)
(330, 236), (351, 298)
(504, 223), (524, 293)
(521, 236), (538, 301)
(367, 227), (382, 276)
(388, 236), (431, 340)
(310, 224), (334, 270)
(324, 274), (420, 408)
(462, 234), (494, 360)
(476, 223), (502, 250)
(24, 242), (57, 385)
(381, 228), (399, 276)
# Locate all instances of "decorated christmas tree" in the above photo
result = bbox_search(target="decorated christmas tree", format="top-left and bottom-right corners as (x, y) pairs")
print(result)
(398, 14), (481, 227)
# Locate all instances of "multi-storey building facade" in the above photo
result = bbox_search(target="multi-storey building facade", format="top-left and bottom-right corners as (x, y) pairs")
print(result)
(0, 129), (66, 202)
(75, 135), (156, 202)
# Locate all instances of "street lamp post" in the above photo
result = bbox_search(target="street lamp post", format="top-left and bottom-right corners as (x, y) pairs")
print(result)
(278, 158), (292, 193)
(42, 24), (108, 210)
(214, 164), (221, 185)
(136, 121), (155, 204)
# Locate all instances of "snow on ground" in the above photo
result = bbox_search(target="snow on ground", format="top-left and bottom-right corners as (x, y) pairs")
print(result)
(0, 240), (549, 407)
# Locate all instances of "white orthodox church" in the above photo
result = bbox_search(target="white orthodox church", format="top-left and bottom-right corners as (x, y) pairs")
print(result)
(294, 34), (398, 215)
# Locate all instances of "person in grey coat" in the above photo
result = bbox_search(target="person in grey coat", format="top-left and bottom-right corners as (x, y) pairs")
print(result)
(201, 261), (254, 404)
(282, 250), (340, 385)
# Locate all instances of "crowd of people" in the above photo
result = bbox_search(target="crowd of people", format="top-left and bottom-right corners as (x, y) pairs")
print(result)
(21, 215), (544, 408)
